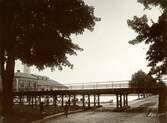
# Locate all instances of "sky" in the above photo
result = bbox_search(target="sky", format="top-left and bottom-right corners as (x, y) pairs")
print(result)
(15, 0), (161, 84)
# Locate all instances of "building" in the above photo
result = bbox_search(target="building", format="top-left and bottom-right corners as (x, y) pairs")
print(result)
(0, 63), (67, 91)
(13, 70), (67, 92)
(23, 64), (31, 74)
(14, 64), (67, 91)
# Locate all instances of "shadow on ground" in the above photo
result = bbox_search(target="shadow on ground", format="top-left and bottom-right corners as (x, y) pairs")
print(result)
(125, 102), (157, 113)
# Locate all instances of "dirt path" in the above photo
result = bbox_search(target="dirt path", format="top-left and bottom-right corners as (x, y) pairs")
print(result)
(38, 96), (167, 123)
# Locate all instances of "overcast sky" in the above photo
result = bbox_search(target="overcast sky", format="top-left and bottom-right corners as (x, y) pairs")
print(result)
(15, 0), (161, 84)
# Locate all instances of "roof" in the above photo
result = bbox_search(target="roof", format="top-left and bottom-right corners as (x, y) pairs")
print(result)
(32, 74), (67, 88)
(15, 72), (67, 88)
(15, 72), (37, 79)
(37, 79), (67, 88)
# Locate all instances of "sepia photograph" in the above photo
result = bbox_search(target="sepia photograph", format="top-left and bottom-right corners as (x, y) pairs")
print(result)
(0, 0), (167, 123)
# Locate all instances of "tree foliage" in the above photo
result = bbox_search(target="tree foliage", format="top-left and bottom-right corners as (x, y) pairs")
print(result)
(0, 0), (99, 70)
(127, 0), (167, 78)
(129, 70), (157, 88)
(0, 0), (99, 115)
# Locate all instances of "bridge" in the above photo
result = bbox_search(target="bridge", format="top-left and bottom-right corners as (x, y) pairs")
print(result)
(13, 81), (167, 113)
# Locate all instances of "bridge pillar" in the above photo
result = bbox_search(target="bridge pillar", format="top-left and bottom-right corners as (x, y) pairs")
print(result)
(123, 94), (126, 107)
(35, 96), (37, 107)
(137, 93), (140, 99)
(73, 94), (76, 106)
(46, 96), (49, 106)
(88, 94), (90, 108)
(116, 94), (124, 109)
(82, 95), (85, 109)
(123, 94), (128, 107)
(61, 94), (64, 107)
(27, 96), (30, 105)
(120, 94), (122, 108)
(98, 94), (100, 107)
(53, 95), (57, 106)
(19, 95), (22, 104)
(38, 96), (41, 105)
(125, 94), (128, 107)
(94, 94), (96, 108)
(31, 96), (34, 107)
(116, 94), (119, 108)
(68, 94), (71, 106)
(143, 92), (146, 98)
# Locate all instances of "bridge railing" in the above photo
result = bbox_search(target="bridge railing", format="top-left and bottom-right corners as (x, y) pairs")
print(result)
(65, 81), (129, 90)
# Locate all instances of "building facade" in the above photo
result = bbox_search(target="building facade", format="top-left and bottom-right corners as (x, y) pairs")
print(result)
(0, 64), (67, 92)
(13, 71), (67, 92)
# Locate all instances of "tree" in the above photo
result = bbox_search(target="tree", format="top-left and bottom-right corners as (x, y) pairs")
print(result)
(127, 0), (167, 78)
(129, 70), (157, 88)
(0, 0), (99, 116)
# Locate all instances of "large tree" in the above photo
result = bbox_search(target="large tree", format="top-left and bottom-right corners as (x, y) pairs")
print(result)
(0, 0), (99, 116)
(129, 70), (157, 88)
(127, 0), (167, 78)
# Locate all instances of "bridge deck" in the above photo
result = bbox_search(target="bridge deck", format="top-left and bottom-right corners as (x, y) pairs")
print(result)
(13, 87), (160, 96)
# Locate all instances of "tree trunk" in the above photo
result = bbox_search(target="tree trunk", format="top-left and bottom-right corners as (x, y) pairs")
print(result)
(0, 49), (5, 116)
(1, 53), (15, 116)
(0, 0), (16, 117)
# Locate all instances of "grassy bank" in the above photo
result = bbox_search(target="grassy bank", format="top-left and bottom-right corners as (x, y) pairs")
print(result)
(1, 104), (82, 123)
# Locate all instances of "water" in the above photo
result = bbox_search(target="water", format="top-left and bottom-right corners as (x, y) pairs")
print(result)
(61, 94), (138, 107)
(75, 94), (138, 103)
(100, 95), (138, 103)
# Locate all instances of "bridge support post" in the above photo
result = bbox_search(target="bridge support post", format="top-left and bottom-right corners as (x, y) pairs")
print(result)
(53, 95), (57, 106)
(46, 96), (49, 106)
(116, 94), (125, 109)
(61, 94), (64, 107)
(120, 94), (122, 108)
(82, 95), (85, 109)
(38, 96), (41, 105)
(88, 95), (90, 108)
(73, 94), (76, 106)
(143, 92), (145, 98)
(141, 93), (143, 99)
(98, 94), (100, 107)
(125, 94), (128, 107)
(138, 93), (140, 99)
(19, 95), (22, 104)
(123, 94), (126, 107)
(94, 94), (96, 108)
(31, 96), (34, 107)
(27, 96), (31, 105)
(35, 96), (37, 107)
(123, 94), (128, 107)
(68, 94), (71, 106)
(116, 94), (119, 108)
